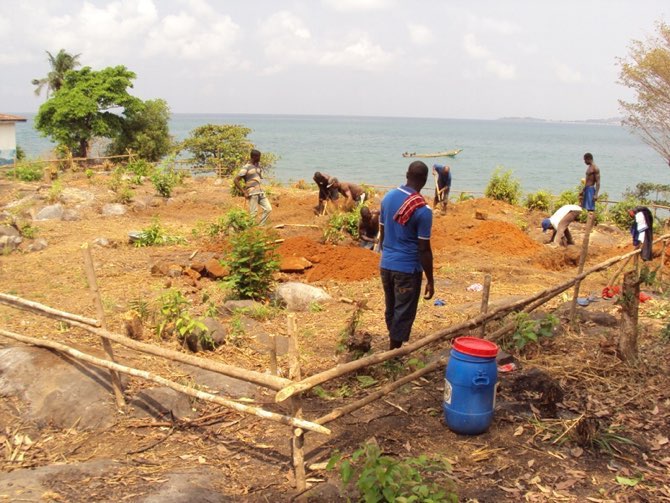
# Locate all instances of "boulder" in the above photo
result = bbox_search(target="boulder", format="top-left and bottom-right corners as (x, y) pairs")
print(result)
(34, 203), (64, 221)
(279, 256), (313, 273)
(275, 282), (332, 311)
(62, 208), (82, 221)
(220, 299), (260, 314)
(101, 203), (127, 216)
(60, 187), (95, 206)
(0, 346), (120, 429)
(184, 317), (227, 352)
(93, 237), (111, 247)
(0, 235), (22, 252)
(129, 386), (196, 420)
(0, 224), (20, 238)
(27, 238), (48, 252)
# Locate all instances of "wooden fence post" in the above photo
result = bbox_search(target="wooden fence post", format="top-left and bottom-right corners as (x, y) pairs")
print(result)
(659, 239), (667, 287)
(479, 275), (492, 337)
(81, 244), (126, 408)
(570, 212), (596, 326)
(286, 314), (306, 492)
(618, 270), (640, 363)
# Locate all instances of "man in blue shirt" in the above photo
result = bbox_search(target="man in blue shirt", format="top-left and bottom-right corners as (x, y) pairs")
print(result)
(379, 161), (434, 350)
(432, 164), (451, 215)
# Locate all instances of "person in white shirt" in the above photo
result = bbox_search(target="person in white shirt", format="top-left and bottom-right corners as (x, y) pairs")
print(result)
(541, 205), (583, 246)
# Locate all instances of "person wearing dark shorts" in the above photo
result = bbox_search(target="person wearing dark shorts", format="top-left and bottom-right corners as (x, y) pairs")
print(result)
(379, 161), (434, 350)
(432, 164), (451, 214)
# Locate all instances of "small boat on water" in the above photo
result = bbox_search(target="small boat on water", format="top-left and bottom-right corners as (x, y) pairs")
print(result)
(402, 149), (462, 158)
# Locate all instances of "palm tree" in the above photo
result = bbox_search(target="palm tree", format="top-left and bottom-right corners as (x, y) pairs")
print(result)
(32, 49), (82, 98)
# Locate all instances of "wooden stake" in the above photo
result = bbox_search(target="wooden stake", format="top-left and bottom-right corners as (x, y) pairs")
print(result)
(570, 212), (596, 325)
(617, 270), (640, 363)
(607, 255), (632, 287)
(659, 239), (667, 285)
(0, 328), (330, 435)
(81, 244), (125, 408)
(286, 314), (306, 492)
(479, 274), (492, 337)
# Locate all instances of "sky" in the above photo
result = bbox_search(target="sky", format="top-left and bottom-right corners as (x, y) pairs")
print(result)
(1, 0), (668, 121)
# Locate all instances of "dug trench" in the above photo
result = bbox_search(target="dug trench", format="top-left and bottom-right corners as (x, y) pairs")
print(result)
(0, 174), (669, 501)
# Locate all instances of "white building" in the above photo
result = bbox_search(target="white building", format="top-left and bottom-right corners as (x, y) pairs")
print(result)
(0, 113), (27, 166)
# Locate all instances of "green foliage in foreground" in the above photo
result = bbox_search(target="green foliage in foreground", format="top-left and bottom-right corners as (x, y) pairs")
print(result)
(524, 189), (553, 212)
(609, 197), (642, 230)
(328, 442), (457, 503)
(206, 208), (255, 237)
(4, 161), (44, 182)
(223, 226), (280, 300)
(134, 219), (185, 247)
(508, 312), (558, 350)
(151, 160), (184, 198)
(323, 210), (361, 243)
(485, 168), (522, 205)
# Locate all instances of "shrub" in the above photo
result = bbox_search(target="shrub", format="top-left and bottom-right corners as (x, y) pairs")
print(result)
(323, 211), (360, 243)
(555, 185), (581, 208)
(508, 312), (558, 350)
(206, 208), (255, 237)
(524, 190), (553, 212)
(151, 159), (183, 198)
(608, 197), (642, 230)
(6, 161), (44, 182)
(485, 168), (522, 205)
(126, 158), (154, 178)
(134, 219), (186, 247)
(327, 442), (457, 503)
(47, 179), (63, 203)
(224, 227), (279, 300)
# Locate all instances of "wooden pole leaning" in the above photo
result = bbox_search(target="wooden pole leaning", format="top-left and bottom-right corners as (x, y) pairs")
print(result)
(570, 211), (596, 325)
(0, 293), (100, 327)
(81, 243), (125, 408)
(479, 274), (492, 337)
(0, 329), (330, 435)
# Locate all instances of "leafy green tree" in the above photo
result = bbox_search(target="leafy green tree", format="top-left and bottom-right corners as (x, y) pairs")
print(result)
(618, 21), (670, 167)
(106, 99), (173, 161)
(35, 66), (141, 158)
(32, 49), (82, 98)
(179, 124), (276, 177)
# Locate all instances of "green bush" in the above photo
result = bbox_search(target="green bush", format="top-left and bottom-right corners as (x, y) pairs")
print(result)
(524, 190), (553, 212)
(608, 197), (642, 230)
(485, 168), (522, 205)
(206, 208), (255, 237)
(555, 185), (581, 208)
(323, 211), (360, 243)
(126, 158), (154, 178)
(134, 219), (186, 247)
(327, 442), (457, 503)
(508, 312), (558, 350)
(5, 161), (44, 182)
(224, 227), (279, 300)
(151, 165), (181, 198)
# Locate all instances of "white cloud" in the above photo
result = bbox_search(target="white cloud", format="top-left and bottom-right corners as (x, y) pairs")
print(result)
(486, 60), (516, 80)
(408, 23), (434, 46)
(555, 62), (582, 83)
(480, 17), (519, 36)
(319, 36), (393, 69)
(463, 33), (490, 59)
(322, 0), (393, 12)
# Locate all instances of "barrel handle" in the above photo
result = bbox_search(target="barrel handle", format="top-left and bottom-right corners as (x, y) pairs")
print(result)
(472, 372), (490, 387)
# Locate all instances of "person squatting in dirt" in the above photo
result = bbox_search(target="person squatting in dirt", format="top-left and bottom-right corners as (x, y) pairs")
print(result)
(379, 161), (434, 350)
(313, 171), (339, 214)
(541, 204), (583, 247)
(432, 163), (451, 215)
(234, 149), (272, 225)
(358, 206), (380, 250)
(629, 206), (654, 261)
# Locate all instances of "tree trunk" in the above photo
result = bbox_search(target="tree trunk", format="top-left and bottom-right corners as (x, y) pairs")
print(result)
(618, 270), (640, 363)
(77, 138), (88, 158)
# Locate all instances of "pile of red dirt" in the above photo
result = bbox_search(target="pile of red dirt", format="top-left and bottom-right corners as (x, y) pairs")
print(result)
(458, 220), (542, 256)
(277, 236), (380, 282)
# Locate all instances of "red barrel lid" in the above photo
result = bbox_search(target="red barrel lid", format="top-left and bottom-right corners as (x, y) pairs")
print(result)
(452, 336), (498, 357)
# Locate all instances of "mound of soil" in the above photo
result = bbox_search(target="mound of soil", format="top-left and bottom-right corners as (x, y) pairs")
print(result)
(277, 236), (380, 282)
(458, 220), (542, 256)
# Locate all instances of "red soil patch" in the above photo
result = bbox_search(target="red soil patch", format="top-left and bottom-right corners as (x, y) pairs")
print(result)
(277, 236), (380, 282)
(458, 220), (542, 256)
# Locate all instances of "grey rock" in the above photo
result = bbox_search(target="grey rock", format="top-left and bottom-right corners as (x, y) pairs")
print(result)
(177, 363), (259, 398)
(101, 203), (127, 216)
(0, 224), (20, 238)
(34, 203), (64, 221)
(130, 387), (197, 420)
(60, 187), (95, 206)
(0, 235), (22, 251)
(221, 299), (261, 314)
(93, 237), (111, 247)
(0, 346), (121, 430)
(275, 282), (332, 311)
(27, 237), (48, 252)
(138, 469), (231, 503)
(184, 317), (227, 352)
(61, 208), (82, 221)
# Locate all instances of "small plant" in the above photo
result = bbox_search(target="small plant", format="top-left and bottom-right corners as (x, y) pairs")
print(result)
(134, 219), (186, 247)
(224, 227), (280, 300)
(151, 162), (182, 198)
(660, 322), (670, 342)
(309, 301), (324, 313)
(484, 167), (522, 205)
(458, 192), (474, 202)
(113, 186), (134, 204)
(228, 312), (247, 346)
(85, 168), (94, 179)
(19, 223), (39, 239)
(292, 179), (309, 190)
(6, 161), (44, 182)
(323, 211), (360, 244)
(126, 158), (154, 178)
(155, 289), (190, 338)
(206, 208), (255, 236)
(47, 179), (63, 203)
(524, 189), (553, 212)
(128, 296), (152, 322)
(509, 312), (558, 350)
(327, 442), (457, 503)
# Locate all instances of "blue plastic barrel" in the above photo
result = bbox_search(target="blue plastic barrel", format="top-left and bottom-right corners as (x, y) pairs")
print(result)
(443, 336), (499, 435)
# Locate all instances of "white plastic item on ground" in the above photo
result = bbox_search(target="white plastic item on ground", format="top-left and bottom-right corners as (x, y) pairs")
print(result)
(275, 282), (332, 311)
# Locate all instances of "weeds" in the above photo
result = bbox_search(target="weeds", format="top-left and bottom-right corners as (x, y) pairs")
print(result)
(507, 312), (558, 350)
(206, 208), (255, 236)
(327, 442), (457, 503)
(323, 211), (360, 244)
(133, 219), (186, 247)
(524, 189), (553, 212)
(5, 161), (44, 182)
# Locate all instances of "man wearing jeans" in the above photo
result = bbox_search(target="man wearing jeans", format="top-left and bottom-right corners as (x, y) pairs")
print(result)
(379, 161), (434, 350)
(235, 149), (272, 225)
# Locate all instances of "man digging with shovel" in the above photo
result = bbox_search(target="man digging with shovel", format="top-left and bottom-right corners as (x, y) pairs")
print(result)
(432, 164), (451, 215)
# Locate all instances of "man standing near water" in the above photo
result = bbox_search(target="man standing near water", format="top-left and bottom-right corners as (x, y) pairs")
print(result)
(234, 149), (272, 225)
(379, 161), (434, 350)
(581, 153), (600, 211)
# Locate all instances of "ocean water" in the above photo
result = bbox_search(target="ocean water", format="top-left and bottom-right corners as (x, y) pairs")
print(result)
(15, 113), (670, 199)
